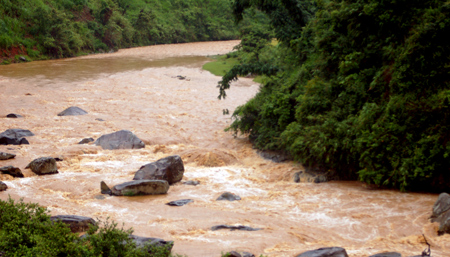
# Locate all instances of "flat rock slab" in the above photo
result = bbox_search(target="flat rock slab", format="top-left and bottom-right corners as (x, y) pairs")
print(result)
(26, 157), (59, 175)
(216, 192), (241, 201)
(111, 180), (169, 196)
(57, 106), (88, 116)
(50, 215), (97, 233)
(0, 166), (24, 177)
(95, 130), (145, 150)
(0, 152), (16, 160)
(166, 199), (193, 206)
(296, 247), (348, 257)
(369, 252), (402, 257)
(0, 181), (7, 191)
(133, 155), (184, 185)
(211, 225), (262, 231)
(6, 113), (23, 118)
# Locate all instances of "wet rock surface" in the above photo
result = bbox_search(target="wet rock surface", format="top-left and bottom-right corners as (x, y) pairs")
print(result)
(430, 192), (450, 235)
(0, 152), (15, 160)
(166, 199), (193, 206)
(182, 180), (200, 186)
(368, 252), (401, 257)
(109, 180), (169, 196)
(133, 155), (184, 185)
(100, 181), (112, 195)
(295, 247), (348, 257)
(25, 157), (59, 175)
(129, 235), (173, 256)
(78, 137), (94, 144)
(0, 166), (24, 177)
(95, 130), (145, 150)
(57, 106), (88, 116)
(50, 215), (97, 233)
(225, 251), (255, 257)
(6, 113), (23, 118)
(216, 192), (241, 201)
(0, 129), (33, 145)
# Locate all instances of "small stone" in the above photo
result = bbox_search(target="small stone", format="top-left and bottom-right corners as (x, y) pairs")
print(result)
(78, 138), (94, 144)
(57, 106), (88, 116)
(166, 199), (193, 206)
(95, 195), (106, 200)
(217, 192), (241, 201)
(6, 113), (23, 118)
(95, 118), (105, 121)
(0, 152), (16, 160)
(369, 252), (401, 257)
(0, 166), (24, 177)
(0, 181), (7, 191)
(211, 225), (262, 231)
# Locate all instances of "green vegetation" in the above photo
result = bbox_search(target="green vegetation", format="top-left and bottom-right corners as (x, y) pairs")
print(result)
(222, 0), (450, 191)
(0, 0), (239, 63)
(0, 197), (173, 256)
(202, 55), (240, 77)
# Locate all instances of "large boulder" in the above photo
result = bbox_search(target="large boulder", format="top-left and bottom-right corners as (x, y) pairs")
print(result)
(57, 106), (88, 116)
(107, 180), (169, 196)
(133, 155), (184, 185)
(95, 130), (145, 150)
(296, 247), (349, 257)
(50, 215), (97, 233)
(0, 152), (16, 160)
(0, 181), (7, 191)
(430, 192), (450, 235)
(0, 129), (33, 145)
(0, 166), (24, 177)
(26, 157), (59, 175)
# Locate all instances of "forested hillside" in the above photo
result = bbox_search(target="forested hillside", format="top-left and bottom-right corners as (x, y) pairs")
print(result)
(0, 0), (238, 63)
(222, 0), (450, 192)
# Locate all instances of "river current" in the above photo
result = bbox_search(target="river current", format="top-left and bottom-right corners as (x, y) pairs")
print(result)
(1, 41), (449, 256)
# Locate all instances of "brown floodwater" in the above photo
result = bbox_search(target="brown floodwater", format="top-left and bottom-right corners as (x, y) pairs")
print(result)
(0, 40), (449, 257)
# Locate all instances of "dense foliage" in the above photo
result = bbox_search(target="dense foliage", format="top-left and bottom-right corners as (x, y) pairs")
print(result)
(223, 0), (450, 191)
(0, 197), (173, 256)
(0, 0), (238, 63)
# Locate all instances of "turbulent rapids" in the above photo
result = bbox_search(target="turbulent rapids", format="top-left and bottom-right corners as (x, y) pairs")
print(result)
(0, 41), (449, 256)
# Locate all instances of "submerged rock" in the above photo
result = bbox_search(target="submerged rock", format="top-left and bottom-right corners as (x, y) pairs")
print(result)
(78, 137), (94, 144)
(211, 225), (262, 231)
(57, 106), (88, 116)
(26, 157), (58, 175)
(166, 199), (193, 206)
(50, 215), (97, 233)
(216, 192), (241, 201)
(295, 247), (348, 257)
(100, 181), (112, 195)
(0, 152), (16, 160)
(430, 192), (450, 235)
(6, 113), (23, 118)
(109, 180), (169, 196)
(183, 180), (200, 186)
(95, 130), (145, 150)
(133, 155), (184, 185)
(0, 181), (7, 191)
(0, 166), (24, 177)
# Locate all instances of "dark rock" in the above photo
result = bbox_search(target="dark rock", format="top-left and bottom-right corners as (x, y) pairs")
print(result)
(0, 129), (33, 145)
(211, 225), (262, 231)
(54, 157), (64, 162)
(133, 155), (184, 185)
(183, 180), (200, 186)
(78, 138), (94, 144)
(0, 136), (29, 145)
(129, 235), (173, 256)
(57, 106), (88, 116)
(217, 192), (241, 201)
(0, 128), (34, 138)
(296, 247), (348, 257)
(95, 130), (145, 150)
(95, 118), (105, 121)
(257, 150), (290, 163)
(0, 181), (7, 191)
(101, 181), (112, 195)
(369, 252), (401, 257)
(6, 113), (23, 118)
(26, 157), (58, 175)
(50, 215), (97, 233)
(110, 180), (169, 196)
(0, 152), (16, 160)
(0, 166), (24, 177)
(166, 199), (193, 206)
(430, 192), (450, 235)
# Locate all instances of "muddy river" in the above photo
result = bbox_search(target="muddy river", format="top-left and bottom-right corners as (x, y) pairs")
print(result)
(1, 41), (449, 256)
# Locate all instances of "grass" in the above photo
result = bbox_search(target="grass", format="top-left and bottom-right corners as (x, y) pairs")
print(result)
(202, 54), (264, 83)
